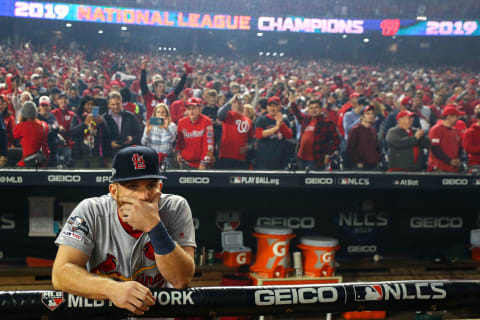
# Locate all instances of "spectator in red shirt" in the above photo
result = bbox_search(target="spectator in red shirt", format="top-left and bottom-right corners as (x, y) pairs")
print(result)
(463, 108), (480, 170)
(216, 94), (254, 169)
(346, 105), (381, 170)
(290, 97), (340, 170)
(428, 105), (464, 172)
(51, 92), (76, 168)
(176, 97), (214, 170)
(13, 101), (50, 167)
(140, 59), (192, 120)
(170, 88), (193, 124)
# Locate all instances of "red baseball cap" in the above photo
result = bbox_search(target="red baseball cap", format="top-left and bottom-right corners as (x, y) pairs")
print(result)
(183, 88), (194, 98)
(469, 79), (477, 85)
(396, 110), (415, 121)
(401, 97), (413, 106)
(267, 96), (281, 105)
(349, 92), (360, 100)
(442, 105), (465, 117)
(305, 88), (314, 94)
(88, 77), (97, 83)
(186, 97), (201, 107)
(206, 81), (214, 89)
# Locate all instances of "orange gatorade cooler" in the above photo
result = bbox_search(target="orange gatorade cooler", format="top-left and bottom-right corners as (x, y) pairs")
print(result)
(250, 226), (295, 278)
(297, 236), (340, 277)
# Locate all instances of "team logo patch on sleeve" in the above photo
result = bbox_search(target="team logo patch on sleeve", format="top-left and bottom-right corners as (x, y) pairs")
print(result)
(67, 216), (90, 235)
(41, 291), (64, 311)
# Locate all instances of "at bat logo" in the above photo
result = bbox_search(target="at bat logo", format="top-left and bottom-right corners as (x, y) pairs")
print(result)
(354, 285), (383, 301)
(41, 291), (64, 311)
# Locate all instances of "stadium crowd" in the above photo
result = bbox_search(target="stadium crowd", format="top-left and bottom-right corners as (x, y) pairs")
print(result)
(1, 42), (480, 172)
(59, 0), (480, 20)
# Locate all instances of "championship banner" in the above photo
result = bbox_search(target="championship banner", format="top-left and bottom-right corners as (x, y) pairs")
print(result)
(1, 280), (480, 319)
(0, 1), (479, 36)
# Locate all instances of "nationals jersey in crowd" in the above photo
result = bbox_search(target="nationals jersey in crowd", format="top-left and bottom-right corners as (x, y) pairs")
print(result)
(219, 110), (253, 161)
(55, 193), (196, 288)
(176, 114), (214, 167)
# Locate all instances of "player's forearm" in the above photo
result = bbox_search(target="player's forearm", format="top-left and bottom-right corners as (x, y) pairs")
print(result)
(52, 262), (117, 300)
(154, 244), (195, 289)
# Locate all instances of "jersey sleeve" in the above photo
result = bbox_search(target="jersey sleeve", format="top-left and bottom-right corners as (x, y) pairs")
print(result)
(159, 195), (196, 248)
(54, 199), (96, 257)
(429, 126), (441, 146)
(255, 116), (267, 139)
(201, 118), (214, 165)
(175, 120), (185, 153)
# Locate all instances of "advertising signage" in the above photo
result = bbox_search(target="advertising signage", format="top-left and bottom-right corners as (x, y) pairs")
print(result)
(1, 1), (479, 36)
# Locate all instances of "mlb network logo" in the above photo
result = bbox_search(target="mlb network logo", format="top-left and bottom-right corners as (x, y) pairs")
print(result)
(354, 285), (383, 301)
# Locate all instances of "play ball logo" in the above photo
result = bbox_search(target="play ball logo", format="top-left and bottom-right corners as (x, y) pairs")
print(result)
(272, 241), (288, 257)
(41, 291), (64, 311)
(354, 285), (383, 301)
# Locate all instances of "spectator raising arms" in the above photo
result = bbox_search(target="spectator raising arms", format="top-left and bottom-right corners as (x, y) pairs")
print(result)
(346, 105), (381, 170)
(140, 59), (192, 120)
(13, 101), (49, 167)
(141, 104), (177, 168)
(255, 96), (293, 170)
(290, 97), (340, 170)
(216, 94), (254, 169)
(70, 95), (111, 168)
(176, 97), (214, 170)
(386, 111), (430, 171)
(51, 92), (76, 168)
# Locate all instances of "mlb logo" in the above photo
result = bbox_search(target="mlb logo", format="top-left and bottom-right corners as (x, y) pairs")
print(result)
(41, 291), (64, 311)
(354, 285), (383, 301)
(230, 177), (242, 184)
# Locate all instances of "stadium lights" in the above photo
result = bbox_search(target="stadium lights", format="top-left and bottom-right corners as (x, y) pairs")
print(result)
(65, 23), (72, 28)
(363, 38), (370, 43)
(259, 52), (263, 56)
(342, 34), (347, 39)
(273, 52), (277, 56)
(173, 48), (177, 51)
(266, 52), (271, 56)
(98, 29), (103, 34)
(279, 52), (285, 57)
(417, 16), (427, 21)
(257, 32), (263, 37)
(121, 26), (128, 31)
(168, 48), (172, 51)
(392, 36), (397, 40)
(158, 47), (162, 51)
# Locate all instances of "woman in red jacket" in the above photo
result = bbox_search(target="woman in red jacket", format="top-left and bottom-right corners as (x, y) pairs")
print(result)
(12, 101), (49, 167)
(464, 108), (480, 170)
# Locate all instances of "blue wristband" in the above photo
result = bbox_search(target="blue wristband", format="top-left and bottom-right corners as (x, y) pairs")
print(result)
(148, 221), (176, 255)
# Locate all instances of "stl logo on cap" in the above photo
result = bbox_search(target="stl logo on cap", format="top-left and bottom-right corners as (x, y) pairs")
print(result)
(132, 153), (146, 170)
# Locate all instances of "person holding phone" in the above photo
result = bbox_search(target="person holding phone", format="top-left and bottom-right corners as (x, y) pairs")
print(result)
(141, 104), (177, 168)
(70, 95), (111, 168)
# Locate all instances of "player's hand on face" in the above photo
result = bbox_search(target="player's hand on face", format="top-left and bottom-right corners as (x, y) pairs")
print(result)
(107, 281), (155, 316)
(119, 192), (162, 232)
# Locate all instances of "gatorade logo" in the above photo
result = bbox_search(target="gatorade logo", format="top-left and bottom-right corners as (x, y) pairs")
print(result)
(236, 253), (247, 264)
(272, 241), (288, 257)
(321, 252), (334, 263)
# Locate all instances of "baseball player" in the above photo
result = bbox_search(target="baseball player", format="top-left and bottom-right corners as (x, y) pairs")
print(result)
(52, 145), (196, 317)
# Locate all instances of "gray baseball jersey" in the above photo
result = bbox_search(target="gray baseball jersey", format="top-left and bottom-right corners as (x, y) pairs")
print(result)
(55, 193), (196, 289)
